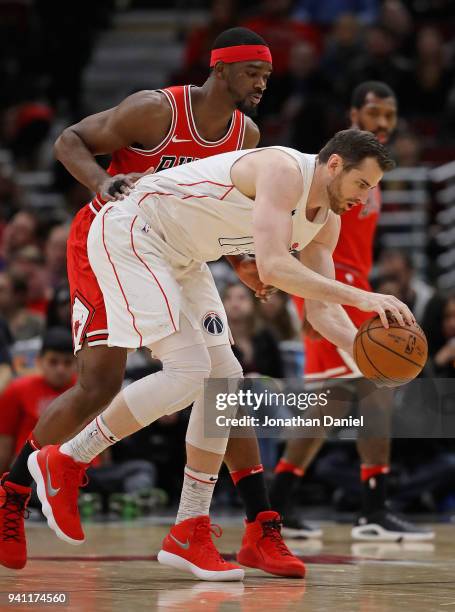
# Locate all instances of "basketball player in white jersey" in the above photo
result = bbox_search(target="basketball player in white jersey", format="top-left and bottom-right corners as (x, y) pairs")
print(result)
(28, 129), (414, 581)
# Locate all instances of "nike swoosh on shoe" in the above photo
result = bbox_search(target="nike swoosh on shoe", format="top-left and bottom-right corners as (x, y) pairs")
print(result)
(46, 456), (61, 497)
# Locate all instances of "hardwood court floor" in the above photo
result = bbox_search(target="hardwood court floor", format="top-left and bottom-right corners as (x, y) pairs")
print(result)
(0, 520), (454, 611)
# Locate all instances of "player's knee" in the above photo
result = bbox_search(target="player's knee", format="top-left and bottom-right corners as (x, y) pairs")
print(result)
(211, 356), (243, 379)
(208, 345), (243, 379)
(164, 344), (211, 389)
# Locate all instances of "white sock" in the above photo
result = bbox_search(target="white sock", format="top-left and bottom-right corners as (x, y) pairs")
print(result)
(175, 466), (218, 524)
(60, 415), (119, 464)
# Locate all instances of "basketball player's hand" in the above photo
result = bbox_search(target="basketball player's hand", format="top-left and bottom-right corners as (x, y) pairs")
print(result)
(234, 258), (277, 301)
(356, 292), (416, 328)
(302, 317), (323, 341)
(99, 171), (148, 202)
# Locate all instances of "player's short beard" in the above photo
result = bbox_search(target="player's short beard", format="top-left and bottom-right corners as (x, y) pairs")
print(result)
(236, 99), (258, 117)
(326, 177), (344, 215)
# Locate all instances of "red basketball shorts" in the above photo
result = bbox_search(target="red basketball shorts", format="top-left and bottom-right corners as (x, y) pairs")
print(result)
(67, 204), (109, 353)
(304, 267), (374, 379)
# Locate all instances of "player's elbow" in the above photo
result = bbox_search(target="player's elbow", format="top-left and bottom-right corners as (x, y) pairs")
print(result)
(54, 127), (77, 161)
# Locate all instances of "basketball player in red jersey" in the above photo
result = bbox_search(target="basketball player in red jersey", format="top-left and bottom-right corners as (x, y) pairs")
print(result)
(269, 82), (434, 542)
(0, 28), (303, 577)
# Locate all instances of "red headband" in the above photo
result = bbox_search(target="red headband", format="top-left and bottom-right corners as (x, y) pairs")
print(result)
(210, 44), (272, 67)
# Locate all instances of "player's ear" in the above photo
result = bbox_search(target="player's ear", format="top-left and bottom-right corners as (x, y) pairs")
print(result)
(213, 62), (227, 81)
(327, 154), (342, 175)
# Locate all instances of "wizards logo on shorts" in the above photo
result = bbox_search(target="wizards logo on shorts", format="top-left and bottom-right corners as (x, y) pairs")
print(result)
(202, 312), (224, 335)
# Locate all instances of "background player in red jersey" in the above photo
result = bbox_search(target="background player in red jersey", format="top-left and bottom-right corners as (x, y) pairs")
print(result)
(269, 81), (434, 542)
(0, 28), (300, 576)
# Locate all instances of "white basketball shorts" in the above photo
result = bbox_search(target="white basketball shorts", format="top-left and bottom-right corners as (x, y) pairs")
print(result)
(87, 204), (230, 350)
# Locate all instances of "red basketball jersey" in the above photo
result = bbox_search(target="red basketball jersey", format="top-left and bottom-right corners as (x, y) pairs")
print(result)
(333, 185), (381, 280)
(90, 85), (246, 212)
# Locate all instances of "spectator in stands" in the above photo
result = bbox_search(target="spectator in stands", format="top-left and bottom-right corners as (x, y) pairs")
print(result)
(376, 249), (434, 321)
(0, 210), (39, 269)
(343, 25), (413, 110)
(263, 41), (334, 150)
(222, 282), (283, 377)
(9, 247), (50, 316)
(0, 317), (13, 394)
(0, 272), (44, 342)
(391, 130), (422, 166)
(5, 102), (54, 171)
(0, 328), (75, 474)
(409, 26), (454, 118)
(425, 294), (455, 377)
(46, 283), (71, 330)
(257, 291), (300, 342)
(44, 224), (70, 290)
(241, 0), (322, 76)
(293, 0), (379, 26)
(380, 0), (414, 57)
(0, 158), (24, 223)
(182, 0), (238, 85)
(322, 14), (363, 95)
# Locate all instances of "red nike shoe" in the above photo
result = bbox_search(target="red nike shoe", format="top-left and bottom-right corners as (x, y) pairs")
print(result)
(0, 474), (31, 569)
(28, 445), (88, 544)
(237, 511), (306, 578)
(158, 515), (244, 581)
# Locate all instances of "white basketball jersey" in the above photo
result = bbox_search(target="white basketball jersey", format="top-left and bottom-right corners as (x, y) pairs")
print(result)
(125, 146), (328, 263)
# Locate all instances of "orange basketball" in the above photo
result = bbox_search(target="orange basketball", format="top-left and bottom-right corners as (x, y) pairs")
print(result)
(353, 315), (428, 387)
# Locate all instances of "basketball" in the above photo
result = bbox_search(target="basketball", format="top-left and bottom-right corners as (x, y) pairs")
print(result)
(353, 315), (428, 387)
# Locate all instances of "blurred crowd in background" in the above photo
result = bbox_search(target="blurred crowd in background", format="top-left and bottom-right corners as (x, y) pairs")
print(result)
(1, 0), (455, 520)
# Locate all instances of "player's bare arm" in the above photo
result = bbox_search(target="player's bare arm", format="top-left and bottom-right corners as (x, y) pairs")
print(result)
(233, 149), (415, 328)
(54, 90), (172, 201)
(299, 214), (358, 355)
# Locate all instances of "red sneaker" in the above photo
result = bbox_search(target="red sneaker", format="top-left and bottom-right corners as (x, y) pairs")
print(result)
(157, 516), (244, 581)
(28, 446), (88, 545)
(0, 474), (31, 569)
(237, 511), (306, 578)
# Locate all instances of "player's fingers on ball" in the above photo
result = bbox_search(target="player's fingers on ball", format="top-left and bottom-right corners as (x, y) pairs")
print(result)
(391, 306), (405, 326)
(124, 177), (136, 187)
(377, 307), (389, 328)
(394, 299), (414, 325)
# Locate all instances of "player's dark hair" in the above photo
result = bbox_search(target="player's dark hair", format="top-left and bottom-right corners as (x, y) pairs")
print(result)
(351, 81), (396, 109)
(212, 27), (268, 50)
(318, 129), (396, 172)
(40, 327), (73, 356)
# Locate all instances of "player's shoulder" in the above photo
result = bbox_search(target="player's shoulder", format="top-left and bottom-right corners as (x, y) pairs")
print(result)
(323, 210), (341, 233)
(242, 116), (260, 149)
(322, 210), (341, 241)
(119, 89), (172, 121)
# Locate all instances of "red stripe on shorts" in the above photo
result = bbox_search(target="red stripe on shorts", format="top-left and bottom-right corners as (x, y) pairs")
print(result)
(129, 216), (177, 333)
(101, 206), (143, 346)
